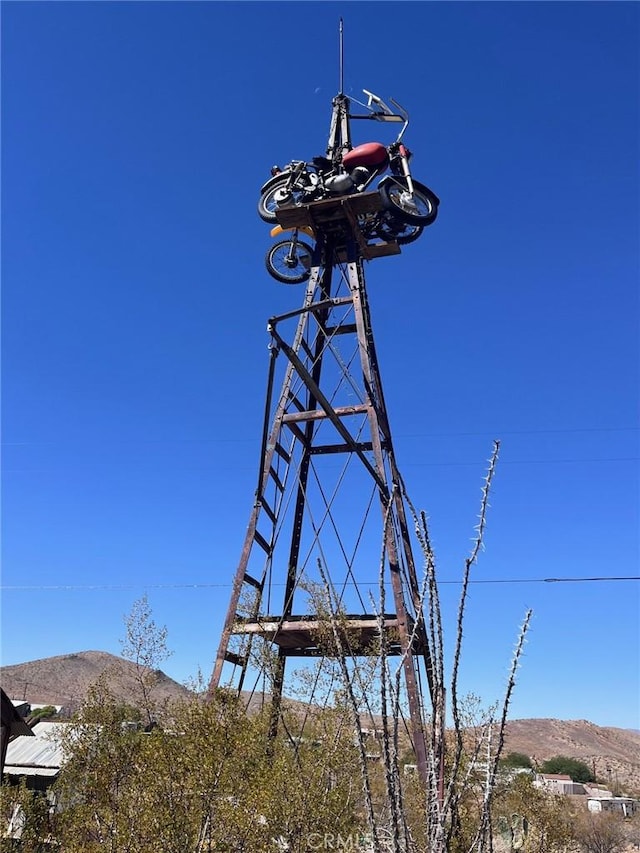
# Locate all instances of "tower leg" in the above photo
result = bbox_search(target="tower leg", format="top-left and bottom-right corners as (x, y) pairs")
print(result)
(210, 215), (434, 788)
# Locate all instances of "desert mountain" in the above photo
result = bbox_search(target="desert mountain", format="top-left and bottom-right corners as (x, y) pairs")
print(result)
(1, 652), (638, 792)
(0, 650), (192, 713)
(503, 717), (640, 793)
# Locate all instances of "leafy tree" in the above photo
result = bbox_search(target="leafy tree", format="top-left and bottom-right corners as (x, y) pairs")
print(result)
(500, 751), (533, 769)
(119, 594), (172, 726)
(540, 755), (594, 783)
(52, 684), (362, 852)
(26, 705), (58, 725)
(0, 779), (52, 852)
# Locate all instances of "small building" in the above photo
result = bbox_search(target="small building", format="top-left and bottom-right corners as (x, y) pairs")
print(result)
(587, 797), (637, 817)
(2, 719), (67, 843)
(534, 773), (585, 795)
(583, 783), (613, 798)
(3, 720), (66, 792)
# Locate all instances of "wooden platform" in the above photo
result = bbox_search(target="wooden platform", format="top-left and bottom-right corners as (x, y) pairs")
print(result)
(232, 613), (419, 657)
(275, 192), (401, 261)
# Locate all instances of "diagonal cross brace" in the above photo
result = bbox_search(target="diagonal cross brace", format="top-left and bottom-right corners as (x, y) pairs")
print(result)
(268, 324), (389, 497)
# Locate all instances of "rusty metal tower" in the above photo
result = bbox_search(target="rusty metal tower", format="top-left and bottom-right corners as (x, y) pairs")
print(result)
(209, 90), (436, 782)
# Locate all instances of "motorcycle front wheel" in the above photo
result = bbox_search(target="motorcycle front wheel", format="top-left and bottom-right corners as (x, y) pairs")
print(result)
(258, 175), (309, 223)
(379, 178), (439, 226)
(265, 238), (315, 284)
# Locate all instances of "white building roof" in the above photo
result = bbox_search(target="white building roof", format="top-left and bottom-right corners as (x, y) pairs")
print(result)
(3, 721), (66, 777)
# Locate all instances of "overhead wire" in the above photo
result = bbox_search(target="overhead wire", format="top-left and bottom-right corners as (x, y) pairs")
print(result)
(2, 576), (637, 591)
(2, 424), (638, 448)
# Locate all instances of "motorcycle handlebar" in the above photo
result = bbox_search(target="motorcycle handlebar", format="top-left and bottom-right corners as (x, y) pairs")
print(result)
(357, 89), (409, 141)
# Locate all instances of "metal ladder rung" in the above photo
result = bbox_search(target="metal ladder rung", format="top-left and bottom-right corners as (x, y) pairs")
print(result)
(287, 392), (306, 412)
(260, 498), (278, 526)
(284, 421), (307, 444)
(253, 529), (272, 555)
(243, 572), (263, 590)
(274, 443), (291, 464)
(268, 466), (285, 492)
(224, 651), (246, 667)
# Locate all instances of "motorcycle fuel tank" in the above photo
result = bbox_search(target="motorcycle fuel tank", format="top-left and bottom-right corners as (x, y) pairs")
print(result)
(342, 142), (389, 170)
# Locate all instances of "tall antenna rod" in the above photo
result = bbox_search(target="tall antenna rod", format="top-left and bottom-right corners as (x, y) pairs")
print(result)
(338, 17), (344, 95)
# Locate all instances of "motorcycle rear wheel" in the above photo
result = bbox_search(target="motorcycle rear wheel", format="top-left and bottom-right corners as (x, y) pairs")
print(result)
(258, 175), (292, 223)
(265, 238), (315, 284)
(379, 178), (439, 226)
(258, 174), (312, 223)
(374, 215), (424, 245)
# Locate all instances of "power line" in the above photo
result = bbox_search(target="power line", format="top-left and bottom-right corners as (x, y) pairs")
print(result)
(2, 425), (638, 447)
(400, 427), (640, 439)
(406, 456), (639, 467)
(1, 576), (638, 592)
(3, 457), (639, 477)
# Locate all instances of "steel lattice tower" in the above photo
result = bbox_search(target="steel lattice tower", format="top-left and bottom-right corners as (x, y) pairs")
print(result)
(209, 94), (435, 782)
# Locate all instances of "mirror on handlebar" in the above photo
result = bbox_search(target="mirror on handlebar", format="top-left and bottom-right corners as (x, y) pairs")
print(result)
(354, 89), (409, 140)
(362, 90), (401, 120)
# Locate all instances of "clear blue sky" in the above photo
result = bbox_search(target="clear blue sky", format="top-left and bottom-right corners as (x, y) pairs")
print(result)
(2, 1), (638, 730)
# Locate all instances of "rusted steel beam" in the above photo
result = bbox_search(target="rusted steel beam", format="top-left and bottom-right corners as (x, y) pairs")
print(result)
(269, 325), (388, 495)
(268, 296), (353, 329)
(208, 267), (324, 697)
(309, 441), (375, 455)
(346, 251), (431, 786)
(268, 254), (337, 739)
(282, 403), (369, 424)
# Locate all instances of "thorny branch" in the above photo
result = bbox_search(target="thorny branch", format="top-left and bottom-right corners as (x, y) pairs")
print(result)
(316, 558), (382, 853)
(472, 609), (533, 852)
(282, 443), (530, 853)
(450, 442), (501, 776)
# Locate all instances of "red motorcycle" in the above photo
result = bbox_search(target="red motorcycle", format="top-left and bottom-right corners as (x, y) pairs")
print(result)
(258, 90), (439, 228)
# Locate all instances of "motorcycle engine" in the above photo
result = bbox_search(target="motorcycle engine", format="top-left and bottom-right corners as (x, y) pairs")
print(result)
(325, 173), (355, 195)
(349, 166), (371, 189)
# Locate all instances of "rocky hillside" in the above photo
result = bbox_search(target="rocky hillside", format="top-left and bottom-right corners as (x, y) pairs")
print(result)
(503, 717), (640, 794)
(2, 652), (638, 793)
(0, 650), (192, 714)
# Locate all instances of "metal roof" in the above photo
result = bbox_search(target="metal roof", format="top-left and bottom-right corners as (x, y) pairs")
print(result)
(3, 765), (59, 777)
(3, 721), (66, 776)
